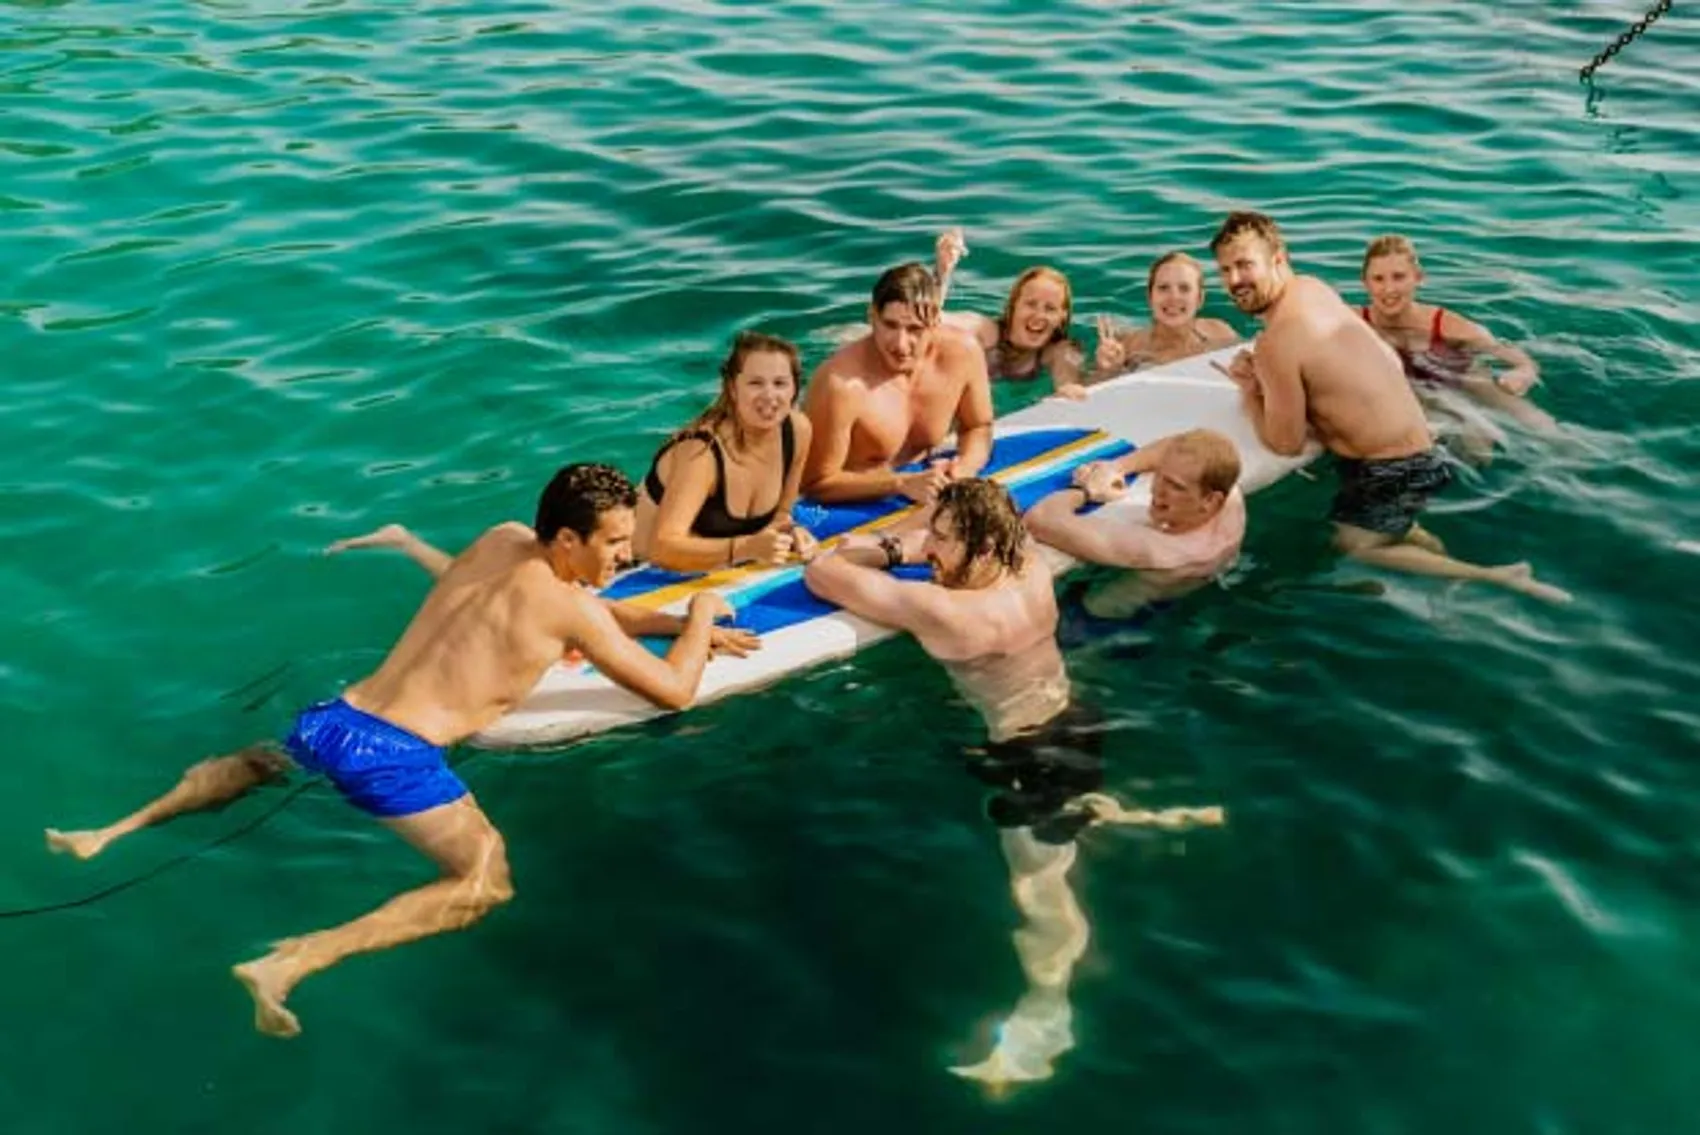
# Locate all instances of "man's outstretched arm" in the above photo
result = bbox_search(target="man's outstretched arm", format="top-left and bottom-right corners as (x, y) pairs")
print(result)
(1025, 488), (1161, 570)
(606, 598), (759, 658)
(569, 592), (726, 711)
(802, 536), (944, 636)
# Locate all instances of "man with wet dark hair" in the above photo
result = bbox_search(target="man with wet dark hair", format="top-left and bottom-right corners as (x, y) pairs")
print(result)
(802, 262), (995, 504)
(46, 463), (740, 1039)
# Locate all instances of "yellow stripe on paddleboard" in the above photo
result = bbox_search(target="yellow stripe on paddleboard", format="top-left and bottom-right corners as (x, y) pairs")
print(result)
(624, 429), (1117, 610)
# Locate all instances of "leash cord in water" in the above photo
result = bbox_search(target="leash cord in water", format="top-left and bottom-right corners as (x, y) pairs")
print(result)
(1580, 0), (1673, 81)
(0, 781), (321, 921)
(0, 746), (499, 922)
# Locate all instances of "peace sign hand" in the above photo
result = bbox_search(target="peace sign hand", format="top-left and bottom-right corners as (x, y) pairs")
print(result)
(1094, 315), (1127, 374)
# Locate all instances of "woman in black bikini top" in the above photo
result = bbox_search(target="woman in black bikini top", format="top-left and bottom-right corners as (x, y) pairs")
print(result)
(634, 330), (817, 572)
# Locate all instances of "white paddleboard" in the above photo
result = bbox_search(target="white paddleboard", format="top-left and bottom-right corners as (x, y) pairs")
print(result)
(472, 345), (1317, 749)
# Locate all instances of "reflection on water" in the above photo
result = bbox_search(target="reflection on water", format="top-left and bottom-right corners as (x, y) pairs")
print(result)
(3, 0), (1698, 1131)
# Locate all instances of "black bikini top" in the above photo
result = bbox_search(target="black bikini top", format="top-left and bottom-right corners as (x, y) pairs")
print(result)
(642, 417), (797, 540)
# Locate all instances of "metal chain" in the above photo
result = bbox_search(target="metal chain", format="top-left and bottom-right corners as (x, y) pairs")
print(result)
(1581, 0), (1674, 81)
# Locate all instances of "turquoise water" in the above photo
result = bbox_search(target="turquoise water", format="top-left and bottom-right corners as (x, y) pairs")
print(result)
(4, 1), (1699, 1129)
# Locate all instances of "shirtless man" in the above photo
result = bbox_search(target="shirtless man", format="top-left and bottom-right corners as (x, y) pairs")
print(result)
(44, 464), (744, 1038)
(804, 479), (1220, 1090)
(1210, 211), (1570, 603)
(802, 262), (995, 504)
(1024, 428), (1247, 610)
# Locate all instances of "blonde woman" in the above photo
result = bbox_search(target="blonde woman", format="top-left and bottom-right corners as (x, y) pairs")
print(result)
(933, 228), (1087, 398)
(1091, 251), (1240, 381)
(1359, 234), (1556, 432)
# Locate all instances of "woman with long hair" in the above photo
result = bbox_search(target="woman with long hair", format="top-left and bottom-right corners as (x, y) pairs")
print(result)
(635, 330), (817, 571)
(932, 228), (1088, 399)
(1090, 250), (1240, 381)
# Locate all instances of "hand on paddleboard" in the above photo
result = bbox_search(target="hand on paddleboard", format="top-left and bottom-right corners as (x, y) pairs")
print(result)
(708, 623), (759, 658)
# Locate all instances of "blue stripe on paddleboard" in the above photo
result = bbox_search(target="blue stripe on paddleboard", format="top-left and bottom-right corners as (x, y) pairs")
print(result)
(675, 433), (1130, 615)
(617, 438), (1138, 654)
(717, 445), (1136, 642)
(787, 427), (1098, 541)
(603, 427), (1100, 601)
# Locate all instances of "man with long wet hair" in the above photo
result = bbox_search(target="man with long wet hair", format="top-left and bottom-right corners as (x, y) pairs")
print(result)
(804, 478), (1219, 1089)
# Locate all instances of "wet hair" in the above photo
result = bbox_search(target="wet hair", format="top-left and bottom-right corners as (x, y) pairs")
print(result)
(870, 262), (940, 326)
(1168, 429), (1242, 496)
(1209, 211), (1286, 256)
(678, 329), (802, 447)
(1146, 251), (1207, 297)
(996, 266), (1074, 350)
(935, 478), (1026, 579)
(1362, 233), (1420, 276)
(535, 462), (636, 544)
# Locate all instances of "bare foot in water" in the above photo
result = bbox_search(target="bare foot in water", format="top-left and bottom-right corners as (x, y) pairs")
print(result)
(45, 828), (116, 860)
(325, 524), (410, 556)
(233, 957), (302, 1038)
(951, 1005), (1074, 1090)
(1488, 562), (1573, 605)
(950, 1045), (1052, 1092)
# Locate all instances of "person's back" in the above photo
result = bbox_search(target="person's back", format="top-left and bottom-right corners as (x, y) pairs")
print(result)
(43, 461), (738, 1039)
(346, 524), (572, 745)
(912, 550), (1057, 662)
(1278, 276), (1431, 460)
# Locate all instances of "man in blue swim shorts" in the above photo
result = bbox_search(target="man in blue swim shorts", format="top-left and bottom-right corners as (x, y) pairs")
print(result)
(45, 464), (741, 1037)
(1210, 210), (1569, 603)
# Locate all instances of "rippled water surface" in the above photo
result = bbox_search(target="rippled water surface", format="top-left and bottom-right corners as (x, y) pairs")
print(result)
(3, 2), (1698, 1131)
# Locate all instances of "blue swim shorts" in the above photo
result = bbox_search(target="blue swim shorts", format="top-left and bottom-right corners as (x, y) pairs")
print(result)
(282, 698), (468, 819)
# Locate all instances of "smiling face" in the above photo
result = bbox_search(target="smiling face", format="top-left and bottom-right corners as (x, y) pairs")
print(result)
(1148, 256), (1206, 329)
(535, 462), (639, 588)
(921, 507), (970, 585)
(729, 348), (797, 433)
(1002, 269), (1071, 351)
(553, 506), (635, 587)
(1215, 233), (1288, 317)
(1362, 252), (1423, 320)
